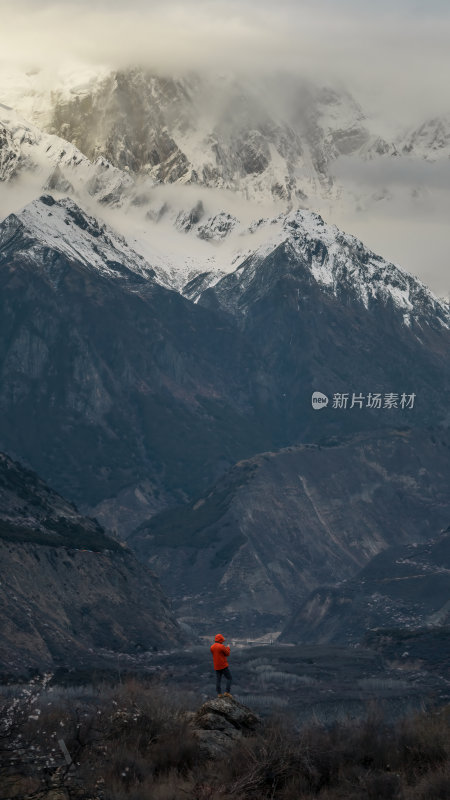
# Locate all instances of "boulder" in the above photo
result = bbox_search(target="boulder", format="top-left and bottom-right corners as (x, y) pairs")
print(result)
(190, 696), (260, 759)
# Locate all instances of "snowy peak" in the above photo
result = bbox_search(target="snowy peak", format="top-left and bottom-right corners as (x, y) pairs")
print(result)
(42, 68), (372, 203)
(399, 113), (450, 159)
(203, 208), (450, 331)
(3, 191), (447, 336)
(0, 103), (132, 203)
(0, 194), (157, 285)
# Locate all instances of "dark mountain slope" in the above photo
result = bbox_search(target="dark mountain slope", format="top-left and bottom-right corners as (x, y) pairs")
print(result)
(0, 451), (183, 673)
(0, 198), (449, 535)
(0, 196), (266, 522)
(281, 528), (450, 646)
(131, 428), (450, 634)
(197, 211), (450, 444)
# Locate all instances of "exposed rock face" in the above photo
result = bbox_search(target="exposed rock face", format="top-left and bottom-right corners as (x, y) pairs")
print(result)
(0, 452), (183, 673)
(46, 69), (370, 201)
(131, 429), (450, 634)
(0, 540), (182, 673)
(190, 696), (260, 758)
(281, 529), (450, 646)
(0, 104), (132, 204)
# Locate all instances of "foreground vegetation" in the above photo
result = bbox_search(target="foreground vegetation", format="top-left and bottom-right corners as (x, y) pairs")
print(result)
(1, 675), (449, 800)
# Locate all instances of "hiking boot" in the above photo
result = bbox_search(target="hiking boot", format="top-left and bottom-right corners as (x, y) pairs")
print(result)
(223, 692), (233, 697)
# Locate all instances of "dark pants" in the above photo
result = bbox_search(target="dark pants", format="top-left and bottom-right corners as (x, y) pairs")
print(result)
(215, 667), (232, 694)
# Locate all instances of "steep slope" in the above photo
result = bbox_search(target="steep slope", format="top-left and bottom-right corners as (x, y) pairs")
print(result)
(0, 195), (267, 528)
(0, 103), (132, 203)
(130, 429), (450, 634)
(196, 209), (450, 443)
(281, 528), (450, 646)
(0, 452), (183, 673)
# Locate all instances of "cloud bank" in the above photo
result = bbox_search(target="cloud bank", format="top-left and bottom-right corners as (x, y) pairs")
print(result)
(1, 0), (449, 297)
(2, 0), (450, 129)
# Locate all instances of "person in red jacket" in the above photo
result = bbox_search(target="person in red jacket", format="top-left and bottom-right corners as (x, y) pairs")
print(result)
(210, 633), (232, 696)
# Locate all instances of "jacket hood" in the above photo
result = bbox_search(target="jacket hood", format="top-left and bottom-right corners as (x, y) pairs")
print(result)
(214, 634), (225, 643)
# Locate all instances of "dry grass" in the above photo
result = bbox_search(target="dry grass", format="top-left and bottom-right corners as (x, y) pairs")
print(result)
(0, 677), (449, 799)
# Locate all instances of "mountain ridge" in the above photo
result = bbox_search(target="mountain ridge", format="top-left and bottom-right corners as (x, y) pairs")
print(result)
(131, 428), (450, 634)
(281, 527), (450, 646)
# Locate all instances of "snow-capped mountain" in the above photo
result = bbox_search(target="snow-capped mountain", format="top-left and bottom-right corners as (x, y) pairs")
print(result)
(0, 193), (449, 526)
(5, 184), (448, 337)
(0, 102), (132, 202)
(399, 113), (450, 159)
(0, 193), (161, 285)
(1, 189), (449, 629)
(7, 67), (372, 203)
(191, 208), (450, 332)
(1, 62), (449, 642)
(3, 65), (450, 302)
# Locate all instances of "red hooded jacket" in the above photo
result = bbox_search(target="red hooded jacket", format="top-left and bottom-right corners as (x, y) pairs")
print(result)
(210, 634), (230, 670)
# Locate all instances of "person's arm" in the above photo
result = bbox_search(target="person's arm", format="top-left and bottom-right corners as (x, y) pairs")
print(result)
(223, 644), (230, 656)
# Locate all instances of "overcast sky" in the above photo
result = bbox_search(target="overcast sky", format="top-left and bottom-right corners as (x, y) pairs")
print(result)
(2, 0), (450, 129)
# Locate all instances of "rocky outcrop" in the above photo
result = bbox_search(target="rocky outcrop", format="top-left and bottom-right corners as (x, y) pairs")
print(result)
(190, 696), (260, 758)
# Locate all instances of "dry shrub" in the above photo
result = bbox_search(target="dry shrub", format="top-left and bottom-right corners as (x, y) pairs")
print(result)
(2, 676), (450, 800)
(362, 771), (402, 800)
(395, 712), (448, 777)
(103, 775), (155, 800)
(412, 765), (450, 800)
(217, 717), (323, 797)
(150, 724), (201, 775)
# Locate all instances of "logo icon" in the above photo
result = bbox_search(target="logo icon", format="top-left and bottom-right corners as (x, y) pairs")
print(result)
(312, 391), (329, 410)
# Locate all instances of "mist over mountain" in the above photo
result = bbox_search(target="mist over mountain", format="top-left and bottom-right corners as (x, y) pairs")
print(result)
(2, 62), (450, 296)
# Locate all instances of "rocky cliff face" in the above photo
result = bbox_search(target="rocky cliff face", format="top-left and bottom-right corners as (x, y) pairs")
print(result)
(0, 451), (183, 673)
(130, 429), (450, 634)
(281, 527), (450, 646)
(45, 70), (370, 202)
(0, 103), (132, 203)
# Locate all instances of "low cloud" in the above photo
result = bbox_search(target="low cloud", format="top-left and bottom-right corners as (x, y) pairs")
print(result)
(324, 156), (450, 298)
(1, 1), (450, 129)
(334, 156), (450, 196)
(1, 0), (450, 298)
